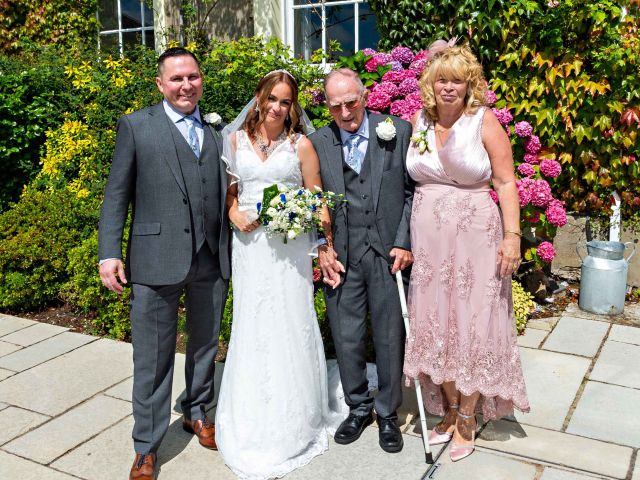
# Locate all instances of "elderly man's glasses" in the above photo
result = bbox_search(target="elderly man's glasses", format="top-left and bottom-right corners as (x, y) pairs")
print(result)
(327, 93), (364, 112)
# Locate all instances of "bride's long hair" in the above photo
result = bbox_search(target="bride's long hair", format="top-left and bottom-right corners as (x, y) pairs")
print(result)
(243, 71), (304, 143)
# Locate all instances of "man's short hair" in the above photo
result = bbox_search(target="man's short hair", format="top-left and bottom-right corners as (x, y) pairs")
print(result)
(323, 68), (365, 96)
(157, 47), (200, 75)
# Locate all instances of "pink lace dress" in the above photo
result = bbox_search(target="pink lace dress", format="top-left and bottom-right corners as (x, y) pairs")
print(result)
(403, 108), (530, 420)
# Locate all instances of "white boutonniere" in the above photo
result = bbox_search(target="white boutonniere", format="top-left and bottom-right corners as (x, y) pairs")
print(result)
(411, 128), (431, 154)
(376, 117), (396, 141)
(203, 112), (222, 126)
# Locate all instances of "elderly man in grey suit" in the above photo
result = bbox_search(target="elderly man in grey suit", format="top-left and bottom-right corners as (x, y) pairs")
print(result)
(98, 47), (229, 480)
(309, 68), (414, 453)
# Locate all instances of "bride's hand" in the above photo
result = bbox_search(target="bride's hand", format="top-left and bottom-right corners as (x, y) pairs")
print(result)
(230, 209), (260, 233)
(318, 246), (345, 289)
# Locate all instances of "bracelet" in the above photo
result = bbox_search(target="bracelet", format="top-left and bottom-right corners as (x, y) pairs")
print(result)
(504, 230), (522, 237)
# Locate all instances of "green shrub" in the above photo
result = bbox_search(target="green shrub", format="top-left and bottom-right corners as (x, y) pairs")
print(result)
(512, 280), (535, 334)
(0, 187), (98, 310)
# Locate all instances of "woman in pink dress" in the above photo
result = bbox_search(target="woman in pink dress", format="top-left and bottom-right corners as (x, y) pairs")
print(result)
(403, 43), (530, 462)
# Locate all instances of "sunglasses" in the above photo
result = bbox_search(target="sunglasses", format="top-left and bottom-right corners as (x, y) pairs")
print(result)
(327, 93), (364, 112)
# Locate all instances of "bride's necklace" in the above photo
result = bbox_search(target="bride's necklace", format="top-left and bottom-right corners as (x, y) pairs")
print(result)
(256, 131), (288, 157)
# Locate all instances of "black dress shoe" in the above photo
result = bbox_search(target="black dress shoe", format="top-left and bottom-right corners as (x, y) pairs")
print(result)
(334, 413), (374, 445)
(378, 417), (404, 453)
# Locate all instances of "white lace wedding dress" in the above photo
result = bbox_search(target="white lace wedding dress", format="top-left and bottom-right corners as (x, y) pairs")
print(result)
(215, 130), (344, 480)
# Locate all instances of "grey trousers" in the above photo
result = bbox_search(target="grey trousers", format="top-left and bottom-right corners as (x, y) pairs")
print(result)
(324, 248), (407, 419)
(130, 244), (228, 454)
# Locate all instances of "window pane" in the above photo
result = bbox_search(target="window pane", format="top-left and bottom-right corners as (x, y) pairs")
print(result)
(122, 30), (143, 48)
(99, 33), (120, 51)
(144, 30), (155, 47)
(121, 0), (142, 29)
(143, 2), (154, 27)
(326, 5), (355, 60)
(98, 0), (118, 30)
(294, 7), (322, 61)
(358, 4), (379, 51)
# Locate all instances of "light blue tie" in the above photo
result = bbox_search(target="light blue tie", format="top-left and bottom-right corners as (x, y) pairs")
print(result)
(345, 134), (362, 174)
(184, 115), (200, 158)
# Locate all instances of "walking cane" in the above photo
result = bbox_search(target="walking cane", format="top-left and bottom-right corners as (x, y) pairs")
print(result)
(394, 271), (434, 465)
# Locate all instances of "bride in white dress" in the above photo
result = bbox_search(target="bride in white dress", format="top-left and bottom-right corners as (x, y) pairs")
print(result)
(215, 70), (344, 479)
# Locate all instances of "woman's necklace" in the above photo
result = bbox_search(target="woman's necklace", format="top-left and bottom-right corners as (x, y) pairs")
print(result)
(255, 131), (288, 157)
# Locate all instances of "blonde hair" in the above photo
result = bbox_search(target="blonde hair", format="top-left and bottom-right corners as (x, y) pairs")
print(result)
(419, 44), (487, 122)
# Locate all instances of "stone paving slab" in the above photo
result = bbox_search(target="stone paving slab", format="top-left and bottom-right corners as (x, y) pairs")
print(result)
(562, 303), (613, 323)
(0, 367), (15, 381)
(0, 322), (68, 347)
(478, 419), (631, 478)
(0, 315), (37, 337)
(540, 467), (608, 479)
(632, 459), (639, 480)
(542, 317), (609, 357)
(609, 324), (640, 346)
(432, 449), (538, 480)
(0, 331), (96, 373)
(527, 317), (559, 332)
(567, 381), (640, 447)
(0, 338), (132, 416)
(0, 406), (49, 446)
(590, 340), (640, 389)
(0, 451), (77, 479)
(515, 348), (590, 430)
(105, 355), (224, 416)
(4, 394), (131, 464)
(517, 328), (548, 349)
(0, 340), (22, 357)
(0, 402), (8, 411)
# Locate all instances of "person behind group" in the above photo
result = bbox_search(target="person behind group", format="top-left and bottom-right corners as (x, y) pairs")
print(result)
(214, 70), (344, 479)
(309, 68), (415, 453)
(402, 42), (530, 462)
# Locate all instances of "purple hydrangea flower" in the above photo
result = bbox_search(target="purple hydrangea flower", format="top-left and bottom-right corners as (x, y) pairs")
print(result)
(414, 50), (431, 61)
(514, 121), (533, 138)
(391, 46), (415, 64)
(523, 153), (540, 164)
(373, 81), (399, 99)
(309, 87), (325, 106)
(489, 190), (499, 204)
(388, 60), (404, 71)
(539, 159), (562, 178)
(530, 179), (553, 207)
(517, 163), (536, 177)
(536, 241), (556, 263)
(516, 178), (534, 207)
(390, 97), (422, 120)
(361, 48), (377, 57)
(492, 107), (513, 126)
(545, 199), (567, 226)
(367, 91), (392, 111)
(525, 135), (542, 154)
(398, 77), (419, 95)
(405, 91), (423, 104)
(382, 69), (417, 84)
(485, 90), (497, 106)
(409, 58), (428, 74)
(365, 55), (389, 72)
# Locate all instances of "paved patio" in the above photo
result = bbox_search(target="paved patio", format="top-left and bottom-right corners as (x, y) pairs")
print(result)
(0, 302), (639, 479)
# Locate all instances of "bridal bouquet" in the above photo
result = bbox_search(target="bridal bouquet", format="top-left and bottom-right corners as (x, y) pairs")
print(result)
(257, 184), (341, 243)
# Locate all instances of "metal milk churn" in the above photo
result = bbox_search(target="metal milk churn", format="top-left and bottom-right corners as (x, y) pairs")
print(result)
(577, 240), (636, 315)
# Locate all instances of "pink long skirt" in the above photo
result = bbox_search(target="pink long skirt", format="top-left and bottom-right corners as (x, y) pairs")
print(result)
(403, 183), (530, 420)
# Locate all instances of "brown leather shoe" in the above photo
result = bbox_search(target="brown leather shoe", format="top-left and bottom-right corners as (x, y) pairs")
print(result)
(182, 416), (217, 450)
(129, 453), (157, 480)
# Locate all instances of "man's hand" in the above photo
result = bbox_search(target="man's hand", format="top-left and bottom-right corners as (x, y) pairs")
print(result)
(318, 245), (345, 289)
(99, 259), (128, 294)
(389, 248), (413, 274)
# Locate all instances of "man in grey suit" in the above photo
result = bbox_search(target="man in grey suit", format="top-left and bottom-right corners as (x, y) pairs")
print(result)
(309, 68), (414, 453)
(98, 48), (229, 480)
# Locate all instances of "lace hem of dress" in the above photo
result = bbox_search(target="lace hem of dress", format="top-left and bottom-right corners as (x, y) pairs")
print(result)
(224, 430), (329, 480)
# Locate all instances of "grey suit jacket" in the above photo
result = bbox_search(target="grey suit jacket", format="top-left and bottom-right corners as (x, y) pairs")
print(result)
(310, 113), (414, 265)
(98, 102), (230, 285)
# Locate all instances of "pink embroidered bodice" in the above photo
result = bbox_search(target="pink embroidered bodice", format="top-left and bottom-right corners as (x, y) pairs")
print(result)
(407, 108), (491, 186)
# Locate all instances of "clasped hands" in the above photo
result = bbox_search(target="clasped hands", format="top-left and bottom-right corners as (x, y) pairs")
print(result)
(318, 246), (413, 289)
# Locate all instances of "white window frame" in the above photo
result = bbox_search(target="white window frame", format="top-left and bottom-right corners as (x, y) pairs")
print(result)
(97, 0), (154, 54)
(284, 0), (371, 67)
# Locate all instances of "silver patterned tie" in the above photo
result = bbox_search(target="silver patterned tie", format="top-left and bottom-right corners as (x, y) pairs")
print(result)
(185, 115), (200, 158)
(345, 134), (362, 173)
